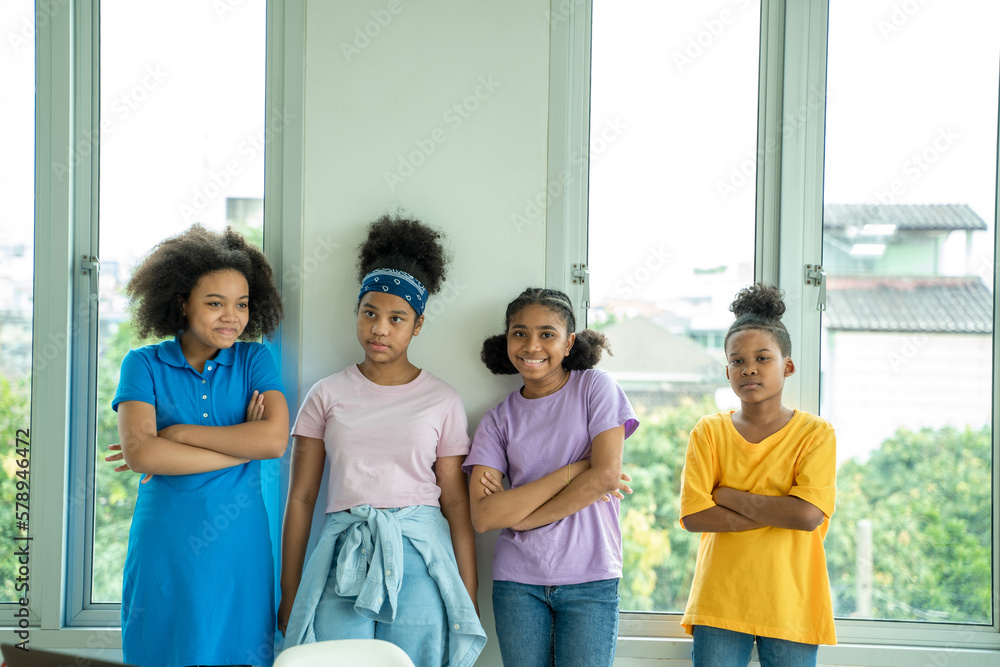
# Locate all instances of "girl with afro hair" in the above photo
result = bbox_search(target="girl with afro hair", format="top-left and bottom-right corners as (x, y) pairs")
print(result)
(463, 288), (639, 667)
(107, 225), (289, 667)
(279, 215), (485, 667)
(679, 283), (837, 666)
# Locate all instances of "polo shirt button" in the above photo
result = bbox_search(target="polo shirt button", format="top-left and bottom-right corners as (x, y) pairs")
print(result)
(202, 413), (208, 418)
(207, 365), (213, 371)
(385, 569), (392, 577)
(201, 380), (206, 384)
(202, 395), (207, 399)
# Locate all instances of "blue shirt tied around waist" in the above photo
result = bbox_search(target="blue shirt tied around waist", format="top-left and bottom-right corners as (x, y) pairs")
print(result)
(282, 505), (486, 667)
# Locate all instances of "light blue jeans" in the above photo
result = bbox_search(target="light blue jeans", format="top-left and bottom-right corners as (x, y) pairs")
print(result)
(492, 578), (620, 667)
(313, 533), (447, 667)
(691, 625), (819, 667)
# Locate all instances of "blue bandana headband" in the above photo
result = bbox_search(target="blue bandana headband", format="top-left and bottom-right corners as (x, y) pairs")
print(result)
(358, 268), (428, 316)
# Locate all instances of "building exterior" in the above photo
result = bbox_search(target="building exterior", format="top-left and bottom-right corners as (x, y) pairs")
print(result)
(821, 204), (992, 461)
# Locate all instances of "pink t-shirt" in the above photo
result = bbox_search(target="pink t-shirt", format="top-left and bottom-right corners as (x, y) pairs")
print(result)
(292, 364), (471, 513)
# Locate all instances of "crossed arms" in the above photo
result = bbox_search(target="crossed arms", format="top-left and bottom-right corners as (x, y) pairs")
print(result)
(682, 486), (825, 533)
(108, 389), (289, 478)
(468, 425), (629, 533)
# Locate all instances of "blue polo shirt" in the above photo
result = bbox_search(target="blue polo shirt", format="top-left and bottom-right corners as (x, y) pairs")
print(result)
(113, 336), (283, 432)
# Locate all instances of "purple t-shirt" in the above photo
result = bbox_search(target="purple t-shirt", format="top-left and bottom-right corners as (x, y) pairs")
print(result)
(463, 369), (639, 585)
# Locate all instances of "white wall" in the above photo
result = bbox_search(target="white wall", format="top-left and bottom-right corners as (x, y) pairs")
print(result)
(298, 1), (551, 664)
(822, 331), (993, 463)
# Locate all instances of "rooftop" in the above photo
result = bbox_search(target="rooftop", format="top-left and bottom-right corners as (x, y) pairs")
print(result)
(825, 276), (992, 333)
(597, 316), (725, 383)
(824, 204), (988, 233)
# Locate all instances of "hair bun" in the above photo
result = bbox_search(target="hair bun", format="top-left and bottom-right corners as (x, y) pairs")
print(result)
(356, 214), (448, 294)
(730, 282), (785, 321)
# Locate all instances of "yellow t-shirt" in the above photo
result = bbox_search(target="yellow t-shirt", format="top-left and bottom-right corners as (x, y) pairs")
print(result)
(679, 410), (837, 645)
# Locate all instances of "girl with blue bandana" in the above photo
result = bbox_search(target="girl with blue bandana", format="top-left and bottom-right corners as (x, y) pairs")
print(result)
(278, 215), (485, 667)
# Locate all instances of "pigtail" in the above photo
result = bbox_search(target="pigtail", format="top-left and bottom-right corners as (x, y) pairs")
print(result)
(480, 334), (519, 375)
(564, 329), (611, 371)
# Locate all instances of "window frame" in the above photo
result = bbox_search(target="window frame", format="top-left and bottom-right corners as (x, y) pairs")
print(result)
(550, 0), (1000, 662)
(1, 0), (305, 647)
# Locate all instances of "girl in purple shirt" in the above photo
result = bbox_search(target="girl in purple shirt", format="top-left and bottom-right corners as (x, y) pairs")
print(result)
(464, 288), (639, 667)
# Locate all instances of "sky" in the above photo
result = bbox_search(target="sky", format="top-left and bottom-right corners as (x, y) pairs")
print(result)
(0, 0), (267, 260)
(587, 0), (1000, 308)
(3, 0), (997, 289)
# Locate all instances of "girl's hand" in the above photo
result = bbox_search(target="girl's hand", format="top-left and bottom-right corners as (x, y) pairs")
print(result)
(245, 390), (265, 422)
(599, 472), (633, 502)
(277, 595), (294, 636)
(104, 444), (153, 484)
(479, 470), (504, 496)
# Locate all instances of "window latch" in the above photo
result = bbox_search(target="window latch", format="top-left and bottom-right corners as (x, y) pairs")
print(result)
(804, 264), (826, 311)
(572, 263), (590, 309)
(81, 255), (101, 275)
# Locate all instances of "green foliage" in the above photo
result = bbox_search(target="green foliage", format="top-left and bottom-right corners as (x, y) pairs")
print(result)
(0, 376), (31, 601)
(825, 425), (991, 623)
(92, 320), (141, 602)
(619, 396), (717, 612)
(0, 320), (140, 603)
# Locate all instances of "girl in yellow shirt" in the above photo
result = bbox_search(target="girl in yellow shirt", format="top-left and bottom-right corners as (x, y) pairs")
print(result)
(680, 283), (836, 667)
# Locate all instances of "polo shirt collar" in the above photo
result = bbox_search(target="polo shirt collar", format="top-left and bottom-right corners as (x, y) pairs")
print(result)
(156, 336), (237, 369)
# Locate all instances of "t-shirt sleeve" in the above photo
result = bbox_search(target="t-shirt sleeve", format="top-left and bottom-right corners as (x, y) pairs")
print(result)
(436, 391), (472, 458)
(788, 420), (837, 517)
(462, 407), (509, 476)
(291, 379), (330, 440)
(247, 343), (284, 394)
(586, 370), (639, 440)
(679, 418), (719, 528)
(112, 348), (155, 411)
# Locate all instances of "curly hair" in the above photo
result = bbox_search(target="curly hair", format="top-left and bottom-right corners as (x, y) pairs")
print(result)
(480, 288), (611, 375)
(724, 282), (792, 357)
(126, 225), (283, 341)
(356, 214), (449, 295)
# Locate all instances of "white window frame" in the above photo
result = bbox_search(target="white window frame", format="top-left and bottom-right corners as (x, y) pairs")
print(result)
(548, 0), (1000, 663)
(0, 0), (305, 650)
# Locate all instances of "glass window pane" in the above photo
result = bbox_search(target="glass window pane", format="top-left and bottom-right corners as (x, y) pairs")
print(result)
(588, 0), (761, 613)
(93, 0), (266, 603)
(0, 0), (35, 604)
(821, 0), (997, 624)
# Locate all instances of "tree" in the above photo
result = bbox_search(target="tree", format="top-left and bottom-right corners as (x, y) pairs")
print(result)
(825, 425), (991, 622)
(619, 396), (716, 612)
(0, 376), (31, 601)
(92, 320), (142, 602)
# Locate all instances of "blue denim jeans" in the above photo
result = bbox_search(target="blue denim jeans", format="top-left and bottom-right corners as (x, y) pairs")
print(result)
(313, 533), (447, 667)
(691, 625), (819, 667)
(492, 578), (620, 667)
